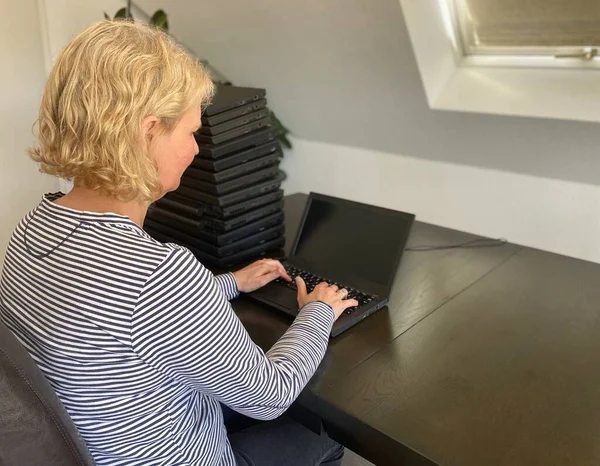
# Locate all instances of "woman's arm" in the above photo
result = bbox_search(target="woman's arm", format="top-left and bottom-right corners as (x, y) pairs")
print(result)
(213, 273), (239, 301)
(131, 247), (334, 420)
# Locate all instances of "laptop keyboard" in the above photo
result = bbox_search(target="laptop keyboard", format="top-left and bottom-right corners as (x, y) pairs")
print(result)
(274, 265), (376, 315)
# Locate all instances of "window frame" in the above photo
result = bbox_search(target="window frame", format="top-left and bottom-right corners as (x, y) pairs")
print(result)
(399, 0), (600, 123)
(447, 0), (600, 69)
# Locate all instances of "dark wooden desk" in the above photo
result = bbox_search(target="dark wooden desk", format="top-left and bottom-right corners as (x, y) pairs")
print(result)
(233, 193), (600, 465)
(330, 247), (600, 466)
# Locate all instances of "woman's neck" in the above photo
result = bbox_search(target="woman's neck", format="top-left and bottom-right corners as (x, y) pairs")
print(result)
(53, 187), (151, 227)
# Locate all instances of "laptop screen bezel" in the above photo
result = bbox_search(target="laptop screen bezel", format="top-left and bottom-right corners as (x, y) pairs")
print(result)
(286, 192), (414, 298)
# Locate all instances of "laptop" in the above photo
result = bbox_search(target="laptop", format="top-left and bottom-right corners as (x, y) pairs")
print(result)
(161, 188), (283, 220)
(198, 108), (270, 136)
(203, 84), (266, 117)
(193, 212), (284, 246)
(195, 117), (271, 145)
(200, 189), (283, 219)
(146, 210), (284, 246)
(175, 172), (284, 207)
(201, 200), (284, 233)
(145, 226), (284, 269)
(181, 165), (279, 195)
(202, 99), (267, 126)
(144, 218), (284, 258)
(198, 127), (279, 159)
(188, 153), (279, 184)
(248, 193), (415, 336)
(148, 199), (284, 236)
(192, 140), (280, 171)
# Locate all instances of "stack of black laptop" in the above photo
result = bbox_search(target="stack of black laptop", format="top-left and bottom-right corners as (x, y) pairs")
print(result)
(144, 84), (286, 269)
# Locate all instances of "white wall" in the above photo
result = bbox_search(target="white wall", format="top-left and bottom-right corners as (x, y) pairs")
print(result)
(40, 0), (600, 263)
(39, 0), (122, 194)
(281, 138), (600, 263)
(136, 0), (600, 263)
(40, 0), (122, 67)
(137, 0), (600, 187)
(0, 0), (59, 261)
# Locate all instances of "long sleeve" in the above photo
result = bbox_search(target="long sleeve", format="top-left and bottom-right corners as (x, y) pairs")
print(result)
(214, 273), (239, 300)
(131, 247), (335, 420)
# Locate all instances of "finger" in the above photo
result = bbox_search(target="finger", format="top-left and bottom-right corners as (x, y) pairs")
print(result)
(314, 281), (329, 290)
(271, 260), (292, 282)
(262, 260), (286, 274)
(295, 276), (307, 298)
(336, 288), (348, 299)
(257, 270), (280, 288)
(271, 264), (291, 282)
(342, 299), (359, 309)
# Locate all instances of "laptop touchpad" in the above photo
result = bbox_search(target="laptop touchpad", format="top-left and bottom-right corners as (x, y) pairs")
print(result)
(254, 282), (299, 316)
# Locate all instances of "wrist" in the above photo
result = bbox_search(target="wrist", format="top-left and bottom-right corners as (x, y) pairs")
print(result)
(231, 271), (243, 293)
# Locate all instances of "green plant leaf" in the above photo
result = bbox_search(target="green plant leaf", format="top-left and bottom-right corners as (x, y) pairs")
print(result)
(114, 7), (127, 19)
(104, 12), (111, 20)
(279, 134), (292, 149)
(269, 111), (292, 149)
(150, 9), (169, 31)
(271, 111), (290, 134)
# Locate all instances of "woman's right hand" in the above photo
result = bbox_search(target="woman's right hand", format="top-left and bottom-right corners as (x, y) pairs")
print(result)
(295, 276), (359, 320)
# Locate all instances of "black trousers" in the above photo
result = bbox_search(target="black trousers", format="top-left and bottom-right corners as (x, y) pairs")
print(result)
(222, 405), (345, 466)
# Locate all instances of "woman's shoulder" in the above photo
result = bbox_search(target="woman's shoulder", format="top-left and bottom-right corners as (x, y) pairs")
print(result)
(92, 222), (199, 270)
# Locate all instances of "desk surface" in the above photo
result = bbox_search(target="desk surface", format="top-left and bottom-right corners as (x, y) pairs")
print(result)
(233, 193), (599, 466)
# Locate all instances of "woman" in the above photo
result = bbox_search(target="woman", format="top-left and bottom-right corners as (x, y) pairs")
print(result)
(0, 20), (358, 466)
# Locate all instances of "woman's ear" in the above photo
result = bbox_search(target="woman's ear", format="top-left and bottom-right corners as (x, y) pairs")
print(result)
(142, 115), (159, 142)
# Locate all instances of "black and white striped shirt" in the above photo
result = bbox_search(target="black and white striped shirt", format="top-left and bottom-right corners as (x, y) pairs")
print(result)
(0, 193), (335, 466)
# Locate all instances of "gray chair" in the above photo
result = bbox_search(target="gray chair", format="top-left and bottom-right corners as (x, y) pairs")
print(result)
(0, 320), (95, 465)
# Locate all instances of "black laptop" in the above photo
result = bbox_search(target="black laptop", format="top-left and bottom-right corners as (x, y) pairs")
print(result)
(181, 165), (279, 195)
(202, 99), (267, 126)
(161, 188), (283, 220)
(199, 108), (270, 136)
(203, 84), (266, 116)
(198, 127), (279, 159)
(188, 152), (279, 184)
(195, 117), (271, 145)
(176, 172), (284, 207)
(248, 193), (415, 336)
(146, 227), (284, 269)
(192, 140), (280, 171)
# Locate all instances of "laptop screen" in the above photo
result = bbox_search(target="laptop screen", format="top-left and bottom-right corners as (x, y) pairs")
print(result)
(290, 195), (414, 296)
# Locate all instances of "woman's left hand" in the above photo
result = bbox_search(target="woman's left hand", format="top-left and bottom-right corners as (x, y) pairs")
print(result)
(232, 259), (292, 293)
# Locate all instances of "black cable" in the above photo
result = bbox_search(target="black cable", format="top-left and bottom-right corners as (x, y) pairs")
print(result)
(406, 237), (508, 252)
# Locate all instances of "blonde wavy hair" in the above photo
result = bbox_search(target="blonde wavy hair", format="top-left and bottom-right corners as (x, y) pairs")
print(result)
(29, 20), (214, 202)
